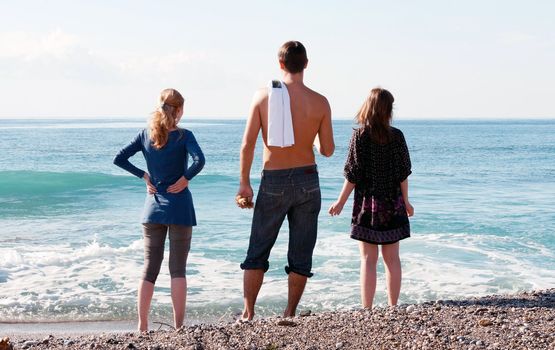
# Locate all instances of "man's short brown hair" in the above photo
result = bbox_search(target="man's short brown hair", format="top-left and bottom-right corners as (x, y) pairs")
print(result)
(278, 41), (308, 74)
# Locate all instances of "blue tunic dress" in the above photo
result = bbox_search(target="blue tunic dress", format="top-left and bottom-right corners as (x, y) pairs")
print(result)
(113, 128), (205, 226)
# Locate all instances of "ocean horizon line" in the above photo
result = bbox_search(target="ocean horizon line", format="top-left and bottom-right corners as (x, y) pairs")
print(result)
(0, 116), (554, 121)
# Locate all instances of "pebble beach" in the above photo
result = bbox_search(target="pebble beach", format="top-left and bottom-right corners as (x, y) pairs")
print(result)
(3, 289), (554, 350)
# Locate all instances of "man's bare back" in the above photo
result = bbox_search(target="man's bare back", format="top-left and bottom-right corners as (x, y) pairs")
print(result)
(238, 74), (335, 201)
(254, 81), (334, 170)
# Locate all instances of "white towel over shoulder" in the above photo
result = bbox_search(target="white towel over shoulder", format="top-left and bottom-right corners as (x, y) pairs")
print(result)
(267, 80), (295, 147)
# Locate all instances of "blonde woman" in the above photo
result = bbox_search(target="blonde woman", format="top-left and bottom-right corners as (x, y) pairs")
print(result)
(114, 88), (205, 331)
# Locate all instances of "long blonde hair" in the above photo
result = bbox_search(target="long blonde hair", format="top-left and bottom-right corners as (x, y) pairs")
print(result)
(149, 88), (185, 149)
(356, 88), (394, 144)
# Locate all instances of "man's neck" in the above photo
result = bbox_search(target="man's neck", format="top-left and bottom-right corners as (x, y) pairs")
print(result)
(282, 71), (304, 86)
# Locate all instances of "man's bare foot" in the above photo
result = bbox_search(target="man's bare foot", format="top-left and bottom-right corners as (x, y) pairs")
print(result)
(283, 308), (295, 318)
(241, 309), (253, 321)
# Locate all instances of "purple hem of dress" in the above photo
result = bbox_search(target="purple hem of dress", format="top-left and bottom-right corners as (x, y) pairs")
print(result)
(350, 224), (410, 245)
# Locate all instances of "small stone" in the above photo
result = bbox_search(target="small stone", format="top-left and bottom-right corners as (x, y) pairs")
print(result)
(277, 319), (297, 327)
(63, 339), (75, 346)
(476, 340), (483, 346)
(22, 340), (39, 349)
(335, 342), (344, 349)
(300, 310), (312, 317)
(406, 305), (416, 313)
(478, 319), (493, 327)
(127, 343), (136, 349)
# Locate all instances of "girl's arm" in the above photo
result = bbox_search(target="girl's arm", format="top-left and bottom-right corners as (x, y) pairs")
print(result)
(398, 131), (413, 217)
(328, 179), (355, 216)
(113, 131), (156, 194)
(401, 178), (414, 217)
(329, 130), (359, 216)
(167, 131), (206, 194)
(184, 131), (205, 180)
(113, 132), (146, 179)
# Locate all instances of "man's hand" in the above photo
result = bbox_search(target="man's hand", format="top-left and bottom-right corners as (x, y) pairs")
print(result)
(167, 176), (189, 193)
(236, 183), (254, 209)
(143, 173), (157, 194)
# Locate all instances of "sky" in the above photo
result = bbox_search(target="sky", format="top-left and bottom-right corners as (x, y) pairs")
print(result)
(0, 0), (554, 119)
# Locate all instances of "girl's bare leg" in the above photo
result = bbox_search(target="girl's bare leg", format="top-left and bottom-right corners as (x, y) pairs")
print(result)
(359, 242), (379, 308)
(138, 280), (155, 331)
(381, 242), (401, 306)
(171, 277), (187, 329)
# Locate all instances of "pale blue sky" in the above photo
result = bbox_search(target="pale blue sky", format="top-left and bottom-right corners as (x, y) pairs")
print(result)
(1, 0), (553, 119)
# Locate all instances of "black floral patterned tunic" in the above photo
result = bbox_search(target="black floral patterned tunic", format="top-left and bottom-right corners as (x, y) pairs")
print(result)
(344, 127), (412, 245)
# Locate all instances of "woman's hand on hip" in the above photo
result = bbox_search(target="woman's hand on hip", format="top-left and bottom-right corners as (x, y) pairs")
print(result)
(143, 173), (157, 194)
(167, 176), (189, 193)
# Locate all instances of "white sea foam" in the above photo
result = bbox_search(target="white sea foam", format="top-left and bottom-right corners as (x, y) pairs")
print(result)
(1, 230), (555, 322)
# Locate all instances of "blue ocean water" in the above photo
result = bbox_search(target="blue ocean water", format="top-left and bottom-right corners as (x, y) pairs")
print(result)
(0, 118), (554, 323)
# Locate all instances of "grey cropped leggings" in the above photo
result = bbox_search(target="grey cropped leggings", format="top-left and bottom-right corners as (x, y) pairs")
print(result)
(142, 223), (192, 284)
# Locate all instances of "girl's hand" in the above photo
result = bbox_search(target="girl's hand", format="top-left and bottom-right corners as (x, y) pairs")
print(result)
(405, 202), (414, 217)
(167, 176), (189, 193)
(143, 173), (157, 194)
(328, 200), (345, 216)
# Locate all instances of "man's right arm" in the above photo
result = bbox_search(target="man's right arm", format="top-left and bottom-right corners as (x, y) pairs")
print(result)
(316, 98), (335, 157)
(237, 90), (263, 203)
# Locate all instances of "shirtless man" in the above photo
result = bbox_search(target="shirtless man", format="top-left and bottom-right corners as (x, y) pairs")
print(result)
(237, 41), (335, 320)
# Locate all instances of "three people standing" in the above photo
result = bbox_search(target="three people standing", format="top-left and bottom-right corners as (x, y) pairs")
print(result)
(114, 41), (412, 330)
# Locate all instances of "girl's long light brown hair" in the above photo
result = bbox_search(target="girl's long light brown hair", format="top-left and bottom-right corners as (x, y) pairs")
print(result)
(150, 88), (184, 149)
(356, 88), (395, 144)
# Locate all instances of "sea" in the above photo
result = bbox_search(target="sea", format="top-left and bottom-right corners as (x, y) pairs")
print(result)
(0, 118), (554, 325)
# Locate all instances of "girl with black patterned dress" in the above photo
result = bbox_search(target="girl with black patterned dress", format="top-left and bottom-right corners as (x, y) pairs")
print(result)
(329, 88), (413, 308)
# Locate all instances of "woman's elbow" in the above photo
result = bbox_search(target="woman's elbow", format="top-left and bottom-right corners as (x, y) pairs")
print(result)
(113, 154), (123, 166)
(197, 153), (206, 170)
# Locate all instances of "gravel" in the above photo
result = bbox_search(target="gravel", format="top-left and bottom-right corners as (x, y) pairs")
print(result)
(3, 289), (554, 350)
